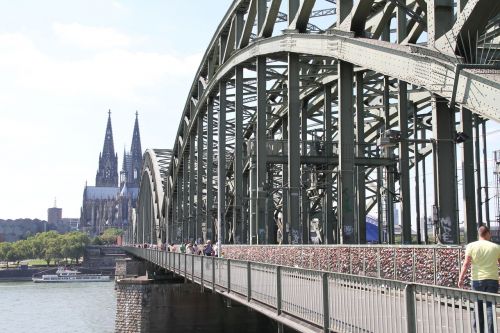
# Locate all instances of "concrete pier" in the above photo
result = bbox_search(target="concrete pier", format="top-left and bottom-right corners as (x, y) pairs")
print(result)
(115, 269), (296, 332)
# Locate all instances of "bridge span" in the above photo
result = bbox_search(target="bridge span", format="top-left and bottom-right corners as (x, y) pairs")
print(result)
(124, 247), (500, 333)
(128, 0), (500, 250)
(119, 1), (500, 331)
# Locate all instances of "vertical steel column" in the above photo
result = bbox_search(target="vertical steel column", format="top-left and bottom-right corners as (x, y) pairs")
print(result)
(256, 56), (268, 244)
(377, 164), (384, 242)
(250, 157), (257, 244)
(197, 117), (204, 243)
(288, 52), (301, 244)
(413, 105), (421, 244)
(234, 66), (244, 244)
(399, 81), (411, 244)
(218, 81), (227, 250)
(355, 72), (366, 244)
(206, 99), (215, 241)
(482, 122), (490, 228)
(338, 61), (356, 244)
(242, 170), (249, 244)
(432, 96), (458, 244)
(256, 0), (266, 34)
(337, 0), (353, 25)
(427, 0), (454, 45)
(183, 154), (189, 242)
(288, 0), (299, 23)
(189, 131), (196, 242)
(422, 129), (429, 244)
(461, 107), (477, 242)
(475, 115), (483, 226)
(282, 117), (289, 244)
(324, 83), (334, 244)
(383, 76), (395, 244)
(177, 172), (183, 242)
(301, 101), (309, 244)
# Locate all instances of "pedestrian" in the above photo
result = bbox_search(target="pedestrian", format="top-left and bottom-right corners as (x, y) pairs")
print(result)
(458, 225), (500, 333)
(203, 240), (213, 256)
(186, 243), (193, 254)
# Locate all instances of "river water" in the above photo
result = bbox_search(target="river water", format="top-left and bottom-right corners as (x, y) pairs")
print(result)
(0, 281), (116, 333)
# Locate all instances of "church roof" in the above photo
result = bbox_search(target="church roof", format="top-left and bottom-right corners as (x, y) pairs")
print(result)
(84, 186), (119, 200)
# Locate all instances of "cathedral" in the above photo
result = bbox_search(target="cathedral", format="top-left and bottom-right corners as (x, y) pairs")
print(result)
(80, 111), (143, 236)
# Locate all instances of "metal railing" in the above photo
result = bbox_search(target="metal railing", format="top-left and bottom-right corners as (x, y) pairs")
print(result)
(124, 247), (500, 333)
(222, 245), (467, 287)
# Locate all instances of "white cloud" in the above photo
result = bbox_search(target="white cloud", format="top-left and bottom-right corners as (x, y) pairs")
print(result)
(52, 22), (131, 49)
(0, 31), (202, 102)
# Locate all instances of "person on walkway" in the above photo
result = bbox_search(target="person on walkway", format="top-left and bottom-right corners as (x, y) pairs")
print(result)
(203, 240), (213, 256)
(458, 225), (500, 333)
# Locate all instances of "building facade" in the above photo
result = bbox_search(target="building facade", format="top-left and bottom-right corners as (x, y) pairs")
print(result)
(80, 112), (142, 236)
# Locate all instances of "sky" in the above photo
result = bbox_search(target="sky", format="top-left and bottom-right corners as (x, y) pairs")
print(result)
(0, 0), (232, 220)
(1, 0), (499, 225)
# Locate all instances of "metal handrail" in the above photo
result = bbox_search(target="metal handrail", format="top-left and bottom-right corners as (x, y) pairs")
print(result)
(220, 244), (467, 287)
(123, 247), (500, 333)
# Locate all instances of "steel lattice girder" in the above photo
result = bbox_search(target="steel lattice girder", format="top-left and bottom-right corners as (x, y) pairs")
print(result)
(154, 0), (500, 246)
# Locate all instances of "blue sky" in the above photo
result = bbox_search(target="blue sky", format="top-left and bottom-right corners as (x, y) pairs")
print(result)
(1, 0), (499, 226)
(0, 0), (232, 219)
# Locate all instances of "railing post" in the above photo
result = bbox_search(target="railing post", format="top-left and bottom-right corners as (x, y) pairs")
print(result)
(200, 255), (204, 293)
(322, 272), (330, 333)
(393, 248), (396, 279)
(362, 248), (366, 275)
(227, 260), (231, 293)
(377, 247), (381, 278)
(433, 248), (437, 285)
(192, 255), (195, 280)
(276, 266), (282, 315)
(247, 261), (252, 302)
(184, 254), (187, 283)
(405, 284), (417, 333)
(212, 256), (216, 292)
(349, 248), (353, 274)
(172, 252), (175, 273)
(412, 248), (416, 282)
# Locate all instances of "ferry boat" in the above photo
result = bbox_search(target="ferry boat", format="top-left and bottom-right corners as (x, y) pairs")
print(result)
(32, 267), (111, 283)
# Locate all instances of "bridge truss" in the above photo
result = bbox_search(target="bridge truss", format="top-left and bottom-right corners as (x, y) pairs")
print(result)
(132, 0), (500, 246)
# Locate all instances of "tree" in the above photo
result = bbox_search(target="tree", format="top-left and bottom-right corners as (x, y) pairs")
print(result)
(0, 242), (12, 268)
(32, 231), (62, 265)
(99, 228), (123, 245)
(62, 232), (90, 264)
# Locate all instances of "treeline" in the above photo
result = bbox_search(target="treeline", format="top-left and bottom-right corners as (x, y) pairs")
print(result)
(0, 228), (123, 267)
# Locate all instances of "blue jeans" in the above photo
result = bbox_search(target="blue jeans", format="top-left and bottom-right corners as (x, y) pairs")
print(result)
(472, 279), (498, 333)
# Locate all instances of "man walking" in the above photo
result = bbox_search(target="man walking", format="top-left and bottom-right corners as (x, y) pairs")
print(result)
(458, 226), (500, 333)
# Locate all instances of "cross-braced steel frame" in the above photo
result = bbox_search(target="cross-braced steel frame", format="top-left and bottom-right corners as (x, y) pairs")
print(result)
(133, 0), (500, 247)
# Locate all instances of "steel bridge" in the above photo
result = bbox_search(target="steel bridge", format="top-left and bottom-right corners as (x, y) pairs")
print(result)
(125, 247), (500, 333)
(128, 0), (500, 248)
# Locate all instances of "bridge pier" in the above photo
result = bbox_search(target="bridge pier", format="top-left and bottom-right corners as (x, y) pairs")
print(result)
(115, 257), (296, 333)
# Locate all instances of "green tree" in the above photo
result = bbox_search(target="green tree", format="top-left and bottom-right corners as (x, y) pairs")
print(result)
(99, 228), (123, 245)
(62, 232), (89, 264)
(32, 231), (62, 265)
(0, 242), (12, 268)
(12, 240), (31, 264)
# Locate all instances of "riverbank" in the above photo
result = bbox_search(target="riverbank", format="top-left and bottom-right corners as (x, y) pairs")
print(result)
(0, 267), (50, 281)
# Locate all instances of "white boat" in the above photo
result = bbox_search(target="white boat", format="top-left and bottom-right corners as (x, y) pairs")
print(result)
(32, 267), (111, 283)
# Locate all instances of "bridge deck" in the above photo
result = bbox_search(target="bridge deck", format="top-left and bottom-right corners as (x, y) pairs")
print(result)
(125, 247), (500, 333)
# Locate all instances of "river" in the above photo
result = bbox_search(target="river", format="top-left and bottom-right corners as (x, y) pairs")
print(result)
(0, 281), (116, 333)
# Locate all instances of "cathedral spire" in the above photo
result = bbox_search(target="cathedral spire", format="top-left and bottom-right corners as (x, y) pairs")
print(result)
(128, 111), (143, 188)
(96, 110), (118, 187)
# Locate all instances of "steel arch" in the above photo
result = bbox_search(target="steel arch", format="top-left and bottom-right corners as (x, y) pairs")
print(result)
(160, 0), (500, 246)
(134, 149), (171, 245)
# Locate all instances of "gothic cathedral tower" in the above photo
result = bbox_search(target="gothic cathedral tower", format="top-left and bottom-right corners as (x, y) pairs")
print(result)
(95, 111), (118, 187)
(129, 111), (142, 188)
